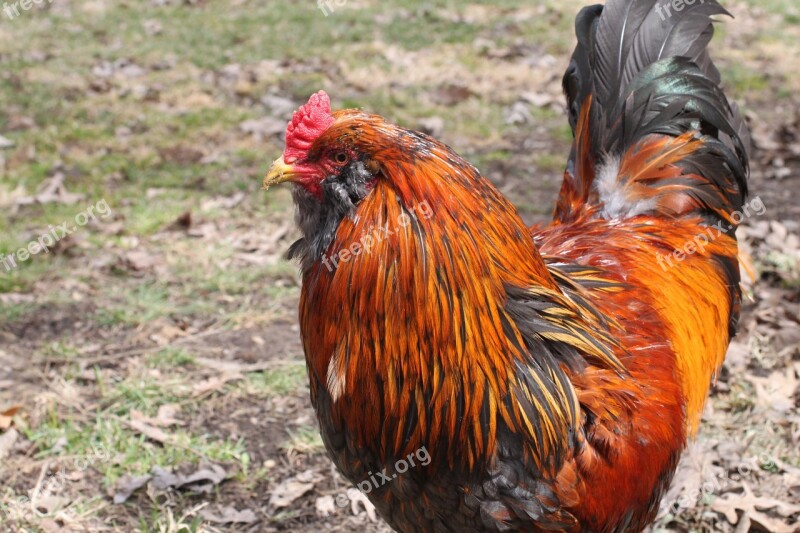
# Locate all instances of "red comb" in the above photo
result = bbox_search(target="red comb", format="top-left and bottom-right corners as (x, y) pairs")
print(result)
(283, 91), (335, 163)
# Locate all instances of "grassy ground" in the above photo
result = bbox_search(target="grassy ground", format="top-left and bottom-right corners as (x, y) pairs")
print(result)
(0, 0), (799, 531)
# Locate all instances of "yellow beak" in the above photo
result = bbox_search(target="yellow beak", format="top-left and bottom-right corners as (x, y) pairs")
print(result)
(263, 156), (298, 190)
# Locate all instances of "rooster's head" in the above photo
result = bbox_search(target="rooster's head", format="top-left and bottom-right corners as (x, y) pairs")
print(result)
(263, 90), (478, 268)
(264, 90), (393, 200)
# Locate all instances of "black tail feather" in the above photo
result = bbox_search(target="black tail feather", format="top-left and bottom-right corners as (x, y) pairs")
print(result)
(557, 0), (749, 223)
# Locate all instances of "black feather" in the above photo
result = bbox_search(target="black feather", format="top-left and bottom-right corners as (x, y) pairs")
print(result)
(560, 0), (750, 221)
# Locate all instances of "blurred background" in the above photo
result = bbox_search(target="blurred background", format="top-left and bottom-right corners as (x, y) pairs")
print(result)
(0, 0), (798, 531)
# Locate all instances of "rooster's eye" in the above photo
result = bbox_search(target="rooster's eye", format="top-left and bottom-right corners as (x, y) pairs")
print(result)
(334, 152), (349, 164)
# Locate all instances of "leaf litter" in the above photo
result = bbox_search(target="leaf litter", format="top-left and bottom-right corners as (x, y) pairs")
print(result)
(113, 463), (228, 504)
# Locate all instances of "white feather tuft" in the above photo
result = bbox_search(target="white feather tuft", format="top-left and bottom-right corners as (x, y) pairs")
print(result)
(326, 346), (346, 403)
(595, 156), (656, 219)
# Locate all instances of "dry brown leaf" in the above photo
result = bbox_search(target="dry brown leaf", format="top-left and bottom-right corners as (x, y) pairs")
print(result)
(182, 92), (216, 109)
(431, 82), (475, 106)
(158, 145), (204, 165)
(199, 506), (258, 524)
(112, 474), (152, 504)
(130, 405), (183, 428)
(0, 427), (19, 461)
(192, 372), (243, 395)
(150, 463), (227, 493)
(0, 404), (21, 430)
(129, 417), (174, 445)
(748, 364), (800, 414)
(724, 341), (751, 373)
(36, 518), (64, 533)
(153, 404), (183, 427)
(122, 250), (159, 272)
(345, 487), (378, 522)
(659, 439), (723, 513)
(15, 173), (84, 206)
(31, 494), (71, 515)
(711, 484), (800, 532)
(773, 457), (800, 498)
(269, 470), (319, 509)
(315, 495), (337, 517)
(113, 464), (228, 504)
(1, 405), (22, 416)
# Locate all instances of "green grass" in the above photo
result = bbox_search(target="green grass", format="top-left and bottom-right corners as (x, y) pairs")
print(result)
(138, 508), (205, 533)
(534, 153), (566, 172)
(95, 280), (222, 328)
(124, 196), (190, 235)
(743, 0), (800, 23)
(763, 250), (800, 288)
(282, 425), (325, 455)
(146, 348), (197, 369)
(721, 64), (771, 94)
(20, 372), (250, 489)
(245, 365), (308, 397)
(39, 340), (82, 362)
(0, 0), (581, 224)
(96, 285), (179, 327)
(0, 298), (37, 320)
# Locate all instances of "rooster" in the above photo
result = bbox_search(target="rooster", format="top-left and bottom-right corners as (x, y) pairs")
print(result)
(262, 0), (749, 530)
